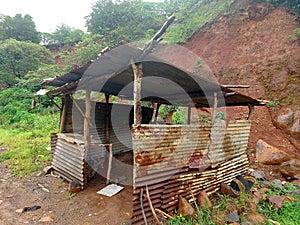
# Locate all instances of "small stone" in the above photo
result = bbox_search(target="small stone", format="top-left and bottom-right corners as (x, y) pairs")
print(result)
(228, 211), (239, 223)
(252, 191), (262, 204)
(220, 183), (240, 198)
(268, 194), (286, 209)
(250, 170), (267, 181)
(39, 216), (54, 222)
(243, 211), (266, 224)
(178, 195), (194, 217)
(256, 139), (290, 165)
(279, 159), (300, 179)
(16, 208), (23, 214)
(43, 166), (53, 175)
(198, 191), (212, 210)
(271, 179), (283, 189)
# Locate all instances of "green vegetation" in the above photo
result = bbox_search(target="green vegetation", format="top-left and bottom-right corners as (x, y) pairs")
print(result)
(258, 182), (300, 225)
(267, 99), (280, 110)
(168, 182), (300, 225)
(0, 14), (40, 43)
(163, 0), (234, 43)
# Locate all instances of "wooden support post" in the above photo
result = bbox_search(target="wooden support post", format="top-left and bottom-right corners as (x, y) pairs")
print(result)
(83, 90), (91, 188)
(106, 144), (113, 185)
(140, 188), (148, 225)
(154, 103), (161, 124)
(211, 92), (218, 125)
(105, 94), (110, 144)
(131, 58), (143, 126)
(187, 106), (191, 124)
(247, 104), (254, 120)
(59, 95), (67, 133)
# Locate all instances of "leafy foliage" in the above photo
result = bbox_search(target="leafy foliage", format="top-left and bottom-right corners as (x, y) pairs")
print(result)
(61, 34), (106, 70)
(86, 0), (166, 45)
(0, 39), (54, 86)
(163, 0), (234, 43)
(0, 14), (40, 43)
(41, 24), (84, 46)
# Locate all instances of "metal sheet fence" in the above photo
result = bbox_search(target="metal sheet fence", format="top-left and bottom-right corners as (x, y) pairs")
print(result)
(132, 120), (251, 224)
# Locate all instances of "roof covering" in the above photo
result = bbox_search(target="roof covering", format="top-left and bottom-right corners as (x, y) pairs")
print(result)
(43, 44), (265, 108)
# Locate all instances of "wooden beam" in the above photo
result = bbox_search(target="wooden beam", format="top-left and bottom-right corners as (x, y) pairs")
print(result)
(131, 58), (143, 126)
(211, 92), (218, 125)
(154, 103), (161, 124)
(105, 94), (110, 144)
(59, 95), (67, 133)
(222, 85), (250, 88)
(187, 106), (191, 124)
(247, 104), (255, 120)
(84, 89), (91, 188)
(106, 144), (113, 185)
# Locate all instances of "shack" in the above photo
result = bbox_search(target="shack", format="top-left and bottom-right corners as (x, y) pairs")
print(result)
(43, 43), (265, 224)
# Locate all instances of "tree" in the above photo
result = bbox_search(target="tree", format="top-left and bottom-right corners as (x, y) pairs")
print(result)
(41, 24), (84, 46)
(86, 0), (166, 45)
(0, 39), (54, 86)
(0, 14), (40, 43)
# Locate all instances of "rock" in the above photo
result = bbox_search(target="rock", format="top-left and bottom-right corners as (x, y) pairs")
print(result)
(271, 179), (283, 190)
(256, 139), (290, 165)
(268, 195), (286, 209)
(16, 208), (24, 214)
(231, 179), (246, 194)
(198, 191), (212, 210)
(279, 159), (300, 179)
(252, 191), (263, 204)
(228, 211), (239, 223)
(177, 195), (194, 217)
(250, 170), (267, 181)
(275, 108), (293, 130)
(242, 211), (266, 225)
(39, 216), (54, 222)
(292, 180), (300, 188)
(43, 166), (53, 175)
(274, 108), (300, 140)
(237, 175), (255, 192)
(220, 183), (240, 198)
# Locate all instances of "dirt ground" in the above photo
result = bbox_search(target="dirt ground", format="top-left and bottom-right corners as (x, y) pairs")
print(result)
(0, 163), (133, 225)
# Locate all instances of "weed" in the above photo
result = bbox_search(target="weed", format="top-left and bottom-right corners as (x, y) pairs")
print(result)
(267, 99), (280, 110)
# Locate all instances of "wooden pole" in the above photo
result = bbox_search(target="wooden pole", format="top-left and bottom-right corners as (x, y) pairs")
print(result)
(187, 106), (191, 124)
(247, 104), (254, 120)
(140, 188), (148, 225)
(211, 92), (218, 125)
(154, 103), (161, 124)
(131, 58), (143, 126)
(105, 94), (110, 144)
(59, 95), (67, 133)
(146, 185), (161, 225)
(106, 144), (113, 185)
(83, 89), (91, 188)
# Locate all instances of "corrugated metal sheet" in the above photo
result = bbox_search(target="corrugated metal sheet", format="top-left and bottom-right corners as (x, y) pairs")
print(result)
(131, 120), (251, 224)
(51, 133), (108, 188)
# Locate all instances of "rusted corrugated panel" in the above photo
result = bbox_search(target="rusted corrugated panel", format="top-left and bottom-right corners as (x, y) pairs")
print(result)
(52, 138), (85, 187)
(132, 120), (251, 225)
(208, 120), (251, 167)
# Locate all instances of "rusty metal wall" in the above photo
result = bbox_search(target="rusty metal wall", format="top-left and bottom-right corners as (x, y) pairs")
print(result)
(51, 133), (108, 188)
(131, 120), (251, 224)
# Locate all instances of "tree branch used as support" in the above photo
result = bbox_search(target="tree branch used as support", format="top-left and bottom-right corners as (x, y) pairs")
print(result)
(131, 58), (143, 126)
(247, 104), (254, 120)
(140, 188), (148, 225)
(146, 185), (161, 225)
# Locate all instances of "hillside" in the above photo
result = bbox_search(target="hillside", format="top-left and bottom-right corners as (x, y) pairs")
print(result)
(184, 2), (300, 178)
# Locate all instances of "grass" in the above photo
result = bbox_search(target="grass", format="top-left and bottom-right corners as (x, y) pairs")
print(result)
(0, 112), (59, 176)
(168, 182), (300, 225)
(163, 0), (234, 43)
